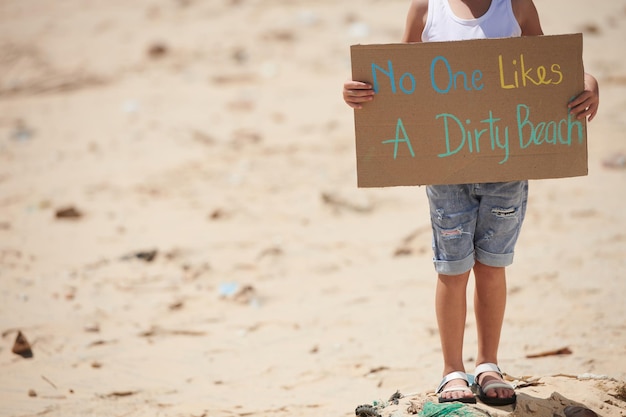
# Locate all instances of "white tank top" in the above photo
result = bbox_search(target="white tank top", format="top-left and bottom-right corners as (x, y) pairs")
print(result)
(422, 0), (521, 42)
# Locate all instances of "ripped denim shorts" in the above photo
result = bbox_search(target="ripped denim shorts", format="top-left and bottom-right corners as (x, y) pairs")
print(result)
(426, 181), (528, 275)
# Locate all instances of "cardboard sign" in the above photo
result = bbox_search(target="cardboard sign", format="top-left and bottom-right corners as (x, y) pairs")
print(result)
(350, 34), (587, 187)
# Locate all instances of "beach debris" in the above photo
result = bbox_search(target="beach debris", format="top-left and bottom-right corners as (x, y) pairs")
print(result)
(388, 390), (403, 405)
(11, 331), (33, 358)
(218, 282), (259, 305)
(101, 390), (139, 398)
(138, 326), (206, 338)
(418, 402), (486, 417)
(168, 300), (184, 311)
(209, 208), (228, 220)
(407, 401), (422, 415)
(180, 261), (211, 281)
(577, 373), (611, 380)
(564, 406), (598, 417)
(87, 339), (117, 347)
(55, 206), (83, 220)
(120, 249), (158, 262)
(146, 42), (168, 59)
(394, 226), (431, 257)
(321, 191), (373, 214)
(526, 346), (572, 358)
(365, 366), (390, 377)
(218, 282), (239, 297)
(28, 389), (37, 397)
(83, 323), (100, 333)
(508, 375), (543, 389)
(10, 119), (34, 141)
(355, 404), (382, 417)
(41, 375), (57, 389)
(579, 23), (601, 35)
(602, 152), (626, 169)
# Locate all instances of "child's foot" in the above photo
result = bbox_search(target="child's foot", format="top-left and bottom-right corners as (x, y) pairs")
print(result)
(473, 363), (516, 406)
(436, 371), (477, 403)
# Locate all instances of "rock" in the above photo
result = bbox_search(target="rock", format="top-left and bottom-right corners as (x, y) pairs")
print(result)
(12, 331), (33, 358)
(55, 206), (83, 219)
(355, 404), (382, 417)
(564, 406), (598, 417)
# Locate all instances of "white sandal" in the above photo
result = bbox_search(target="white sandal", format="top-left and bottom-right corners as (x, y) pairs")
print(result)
(436, 371), (477, 404)
(473, 363), (516, 406)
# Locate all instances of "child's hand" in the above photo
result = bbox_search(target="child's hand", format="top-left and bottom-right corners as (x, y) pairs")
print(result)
(568, 73), (600, 121)
(343, 80), (374, 109)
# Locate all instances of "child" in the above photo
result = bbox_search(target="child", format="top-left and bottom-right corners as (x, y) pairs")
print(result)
(343, 0), (599, 406)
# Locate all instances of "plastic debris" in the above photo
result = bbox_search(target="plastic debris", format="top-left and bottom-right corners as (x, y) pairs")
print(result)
(418, 402), (479, 417)
(218, 282), (260, 306)
(10, 120), (34, 141)
(218, 282), (239, 297)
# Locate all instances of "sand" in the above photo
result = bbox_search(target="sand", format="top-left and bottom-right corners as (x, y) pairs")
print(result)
(0, 0), (625, 416)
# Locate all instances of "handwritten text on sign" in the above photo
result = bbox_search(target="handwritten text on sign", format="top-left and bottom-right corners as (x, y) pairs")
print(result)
(350, 34), (587, 187)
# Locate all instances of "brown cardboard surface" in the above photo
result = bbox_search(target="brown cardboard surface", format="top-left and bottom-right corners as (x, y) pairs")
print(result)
(350, 34), (587, 187)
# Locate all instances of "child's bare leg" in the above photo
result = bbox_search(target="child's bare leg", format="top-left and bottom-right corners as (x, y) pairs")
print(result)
(473, 261), (515, 400)
(436, 270), (473, 401)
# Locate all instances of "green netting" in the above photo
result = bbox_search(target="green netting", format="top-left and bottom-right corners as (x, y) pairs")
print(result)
(418, 402), (481, 417)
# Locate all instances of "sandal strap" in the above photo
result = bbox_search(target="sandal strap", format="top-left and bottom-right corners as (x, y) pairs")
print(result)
(480, 380), (514, 391)
(474, 363), (503, 381)
(436, 371), (469, 393)
(439, 386), (473, 394)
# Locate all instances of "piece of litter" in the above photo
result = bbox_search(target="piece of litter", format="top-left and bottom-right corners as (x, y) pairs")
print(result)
(526, 346), (572, 358)
(218, 282), (239, 297)
(602, 152), (626, 169)
(577, 373), (610, 381)
(419, 402), (483, 417)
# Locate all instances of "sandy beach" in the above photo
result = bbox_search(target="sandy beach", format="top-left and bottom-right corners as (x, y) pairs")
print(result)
(1, 0), (625, 416)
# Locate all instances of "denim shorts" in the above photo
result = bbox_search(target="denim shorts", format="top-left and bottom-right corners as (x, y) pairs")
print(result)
(426, 181), (528, 275)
